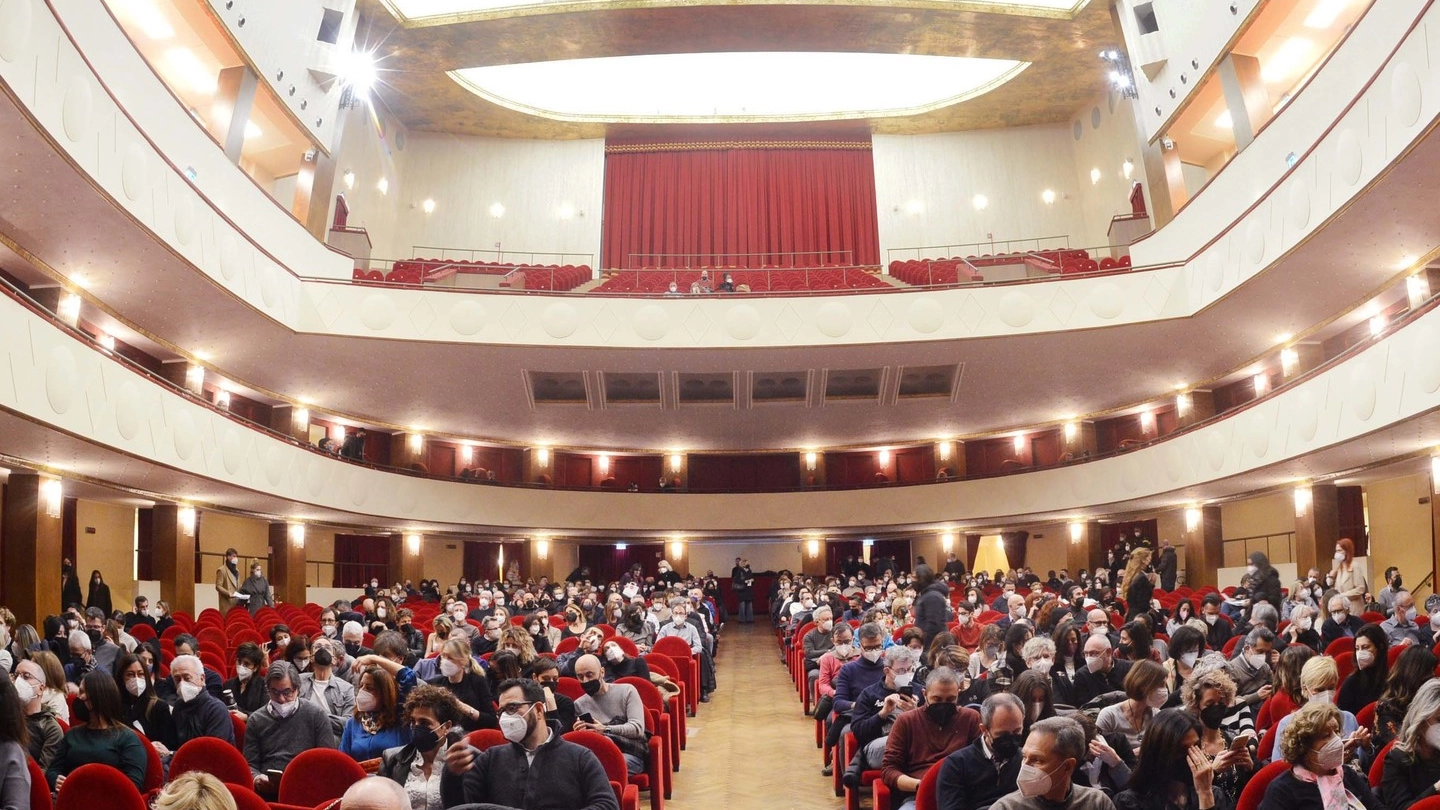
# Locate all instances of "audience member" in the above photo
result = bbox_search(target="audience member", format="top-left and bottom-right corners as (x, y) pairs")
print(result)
(224, 642), (268, 716)
(341, 665), (407, 760)
(1320, 594), (1364, 648)
(989, 716), (1115, 810)
(573, 654), (648, 775)
(1379, 590), (1424, 647)
(844, 645), (919, 785)
(1270, 656), (1370, 762)
(1337, 624), (1388, 713)
(1373, 645), (1438, 748)
(1258, 701), (1379, 810)
(298, 636), (356, 736)
(1096, 659), (1167, 753)
(1178, 665), (1253, 800)
(1114, 709), (1221, 810)
(936, 693), (1024, 810)
(1072, 635), (1129, 708)
(46, 670), (147, 791)
(15, 658), (62, 769)
(527, 658), (578, 731)
(379, 684), (462, 810)
(114, 650), (175, 752)
(880, 667), (980, 810)
(1329, 539), (1367, 618)
(427, 637), (496, 730)
(1379, 678), (1440, 809)
(246, 661), (337, 798)
(151, 771), (237, 810)
(169, 654), (235, 751)
(29, 651), (68, 723)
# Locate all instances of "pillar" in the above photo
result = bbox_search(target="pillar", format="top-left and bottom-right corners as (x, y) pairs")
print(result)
(802, 451), (825, 488)
(151, 504), (196, 617)
(936, 441), (965, 478)
(1294, 484), (1340, 581)
(268, 522), (307, 606)
(391, 434), (424, 470)
(665, 538), (691, 577)
(270, 406), (310, 443)
(207, 66), (259, 164)
(1217, 54), (1272, 151)
(2, 474), (64, 624)
(1181, 506), (1223, 587)
(1176, 391), (1216, 429)
(1066, 521), (1105, 575)
(664, 453), (687, 490)
(390, 534), (425, 590)
(1062, 422), (1097, 461)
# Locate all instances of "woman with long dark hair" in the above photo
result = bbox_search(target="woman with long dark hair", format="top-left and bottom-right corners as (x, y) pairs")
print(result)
(1115, 709), (1222, 810)
(114, 651), (174, 749)
(46, 670), (147, 791)
(1373, 645), (1438, 749)
(85, 570), (112, 616)
(0, 670), (31, 809)
(1337, 624), (1388, 714)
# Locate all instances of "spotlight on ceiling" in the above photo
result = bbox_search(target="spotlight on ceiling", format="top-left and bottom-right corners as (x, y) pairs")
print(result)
(1099, 48), (1138, 99)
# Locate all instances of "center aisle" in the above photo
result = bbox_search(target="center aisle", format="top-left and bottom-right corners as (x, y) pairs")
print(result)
(666, 622), (845, 809)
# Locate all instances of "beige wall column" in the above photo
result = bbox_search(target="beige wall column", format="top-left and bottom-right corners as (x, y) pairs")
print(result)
(1182, 506), (1224, 587)
(151, 504), (197, 617)
(803, 452), (825, 488)
(391, 434), (423, 470)
(269, 406), (311, 443)
(1177, 391), (1216, 429)
(207, 66), (259, 164)
(391, 534), (425, 590)
(1062, 423), (1097, 460)
(936, 441), (964, 477)
(1066, 521), (1105, 575)
(1294, 484), (1340, 582)
(1217, 54), (1273, 151)
(268, 522), (308, 605)
(2, 474), (64, 625)
(524, 449), (555, 486)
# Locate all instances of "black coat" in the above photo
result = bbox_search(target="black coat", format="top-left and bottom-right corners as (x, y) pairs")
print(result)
(936, 736), (1021, 810)
(913, 581), (952, 644)
(730, 566), (753, 599)
(1156, 548), (1178, 590)
(1257, 766), (1380, 810)
(439, 720), (619, 810)
(86, 583), (113, 616)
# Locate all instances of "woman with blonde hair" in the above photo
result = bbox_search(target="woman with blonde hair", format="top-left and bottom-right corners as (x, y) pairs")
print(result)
(425, 615), (453, 657)
(425, 637), (496, 731)
(1329, 538), (1367, 617)
(1258, 702), (1380, 810)
(152, 771), (237, 810)
(1180, 665), (1254, 800)
(496, 625), (537, 666)
(1123, 548), (1154, 622)
(1379, 678), (1440, 808)
(1270, 656), (1370, 761)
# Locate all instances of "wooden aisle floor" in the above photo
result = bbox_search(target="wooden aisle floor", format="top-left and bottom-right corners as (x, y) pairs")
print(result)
(666, 622), (846, 810)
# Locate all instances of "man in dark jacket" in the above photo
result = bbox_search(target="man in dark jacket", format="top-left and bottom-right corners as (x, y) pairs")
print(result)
(1071, 635), (1131, 708)
(912, 564), (951, 645)
(168, 655), (235, 749)
(339, 428), (367, 461)
(440, 679), (618, 810)
(730, 558), (755, 624)
(936, 693), (1025, 810)
(1156, 540), (1178, 591)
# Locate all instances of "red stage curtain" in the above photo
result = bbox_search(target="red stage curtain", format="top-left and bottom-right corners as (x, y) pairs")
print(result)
(577, 543), (665, 585)
(601, 141), (880, 269)
(333, 534), (391, 588)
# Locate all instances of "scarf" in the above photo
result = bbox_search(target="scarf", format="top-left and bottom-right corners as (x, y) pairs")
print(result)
(1292, 765), (1350, 810)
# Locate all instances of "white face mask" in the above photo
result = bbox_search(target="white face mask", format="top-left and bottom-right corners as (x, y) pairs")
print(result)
(440, 659), (462, 678)
(1016, 762), (1057, 799)
(271, 699), (299, 718)
(1028, 703), (1042, 722)
(892, 671), (914, 689)
(1086, 654), (1107, 673)
(1204, 614), (1218, 625)
(177, 680), (203, 703)
(1180, 652), (1198, 668)
(1309, 689), (1334, 705)
(1332, 611), (1348, 623)
(1355, 649), (1375, 668)
(605, 646), (625, 663)
(1312, 735), (1345, 772)
(1297, 617), (1313, 631)
(355, 689), (377, 712)
(1246, 565), (1257, 576)
(14, 679), (36, 704)
(863, 648), (884, 664)
(1029, 657), (1053, 675)
(125, 678), (146, 698)
(1146, 688), (1170, 709)
(1334, 551), (1346, 562)
(499, 705), (532, 743)
(376, 609), (386, 619)
(1244, 652), (1267, 670)
(236, 664), (254, 682)
(322, 626), (337, 638)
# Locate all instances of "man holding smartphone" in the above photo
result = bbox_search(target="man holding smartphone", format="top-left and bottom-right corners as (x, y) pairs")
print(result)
(572, 655), (648, 776)
(843, 646), (920, 788)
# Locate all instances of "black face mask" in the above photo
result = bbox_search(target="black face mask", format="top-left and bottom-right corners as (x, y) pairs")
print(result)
(313, 649), (334, 668)
(990, 732), (1022, 760)
(581, 679), (603, 697)
(86, 629), (104, 649)
(71, 699), (90, 725)
(924, 702), (957, 725)
(1199, 704), (1228, 730)
(1393, 576), (1404, 590)
(410, 724), (442, 752)
(344, 642), (363, 657)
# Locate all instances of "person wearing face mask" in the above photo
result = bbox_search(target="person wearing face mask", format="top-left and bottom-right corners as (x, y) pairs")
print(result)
(471, 616), (505, 658)
(239, 560), (274, 616)
(843, 645), (921, 786)
(1320, 594), (1365, 649)
(113, 651), (173, 749)
(168, 655), (235, 752)
(912, 565), (952, 646)
(1097, 659), (1170, 753)
(616, 605), (654, 653)
(1258, 701), (1380, 810)
(224, 642), (269, 716)
(817, 625), (861, 774)
(991, 716), (1112, 810)
(215, 548), (245, 613)
(1180, 667), (1255, 802)
(572, 655), (648, 776)
(394, 608), (426, 660)
(804, 606), (838, 675)
(1270, 656), (1369, 764)
(1283, 605), (1323, 652)
(880, 668), (981, 810)
(15, 658), (63, 769)
(600, 640), (650, 682)
(379, 685), (464, 810)
(341, 621), (373, 661)
(560, 605), (591, 641)
(1114, 709), (1222, 810)
(298, 637), (356, 736)
(1328, 539), (1368, 619)
(425, 637), (496, 731)
(1162, 626), (1206, 704)
(1379, 589), (1425, 648)
(1022, 636), (1074, 706)
(1196, 595), (1233, 652)
(1224, 627), (1277, 711)
(1337, 624), (1389, 714)
(246, 661), (337, 799)
(936, 693), (1026, 810)
(1377, 678), (1440, 808)
(440, 679), (617, 810)
(341, 667), (407, 761)
(1373, 646), (1440, 750)
(46, 670), (148, 792)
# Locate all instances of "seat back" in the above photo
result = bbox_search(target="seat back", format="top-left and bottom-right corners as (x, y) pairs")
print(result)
(26, 756), (52, 810)
(652, 636), (695, 660)
(1236, 761), (1289, 810)
(914, 764), (942, 810)
(563, 730), (629, 787)
(1369, 739), (1395, 788)
(222, 783), (272, 810)
(556, 676), (586, 701)
(55, 763), (146, 810)
(131, 729), (163, 792)
(465, 728), (509, 750)
(277, 748), (366, 806)
(171, 736), (253, 785)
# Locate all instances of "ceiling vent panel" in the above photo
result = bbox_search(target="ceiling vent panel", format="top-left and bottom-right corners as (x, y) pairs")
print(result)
(751, 371), (809, 403)
(824, 368), (884, 402)
(602, 372), (662, 405)
(528, 371), (588, 404)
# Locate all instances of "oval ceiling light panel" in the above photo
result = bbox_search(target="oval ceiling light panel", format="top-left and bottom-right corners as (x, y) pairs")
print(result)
(450, 52), (1029, 123)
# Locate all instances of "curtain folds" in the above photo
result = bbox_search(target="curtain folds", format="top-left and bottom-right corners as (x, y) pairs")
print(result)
(601, 142), (880, 269)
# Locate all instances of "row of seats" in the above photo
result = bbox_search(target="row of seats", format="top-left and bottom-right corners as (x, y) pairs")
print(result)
(592, 268), (889, 294)
(886, 259), (983, 286)
(351, 259), (592, 291)
(888, 250), (1131, 284)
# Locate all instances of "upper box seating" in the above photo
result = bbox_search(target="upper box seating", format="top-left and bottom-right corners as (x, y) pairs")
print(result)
(592, 266), (889, 294)
(888, 249), (1131, 285)
(352, 258), (591, 291)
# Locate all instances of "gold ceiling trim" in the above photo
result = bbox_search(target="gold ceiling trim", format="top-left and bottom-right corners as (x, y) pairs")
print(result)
(605, 140), (873, 153)
(447, 61), (1031, 125)
(378, 0), (1087, 27)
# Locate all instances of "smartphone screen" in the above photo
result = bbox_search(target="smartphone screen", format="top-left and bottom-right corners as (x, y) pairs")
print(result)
(579, 712), (596, 724)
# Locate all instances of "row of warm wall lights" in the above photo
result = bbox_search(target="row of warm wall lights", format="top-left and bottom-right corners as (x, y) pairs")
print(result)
(340, 170), (583, 221)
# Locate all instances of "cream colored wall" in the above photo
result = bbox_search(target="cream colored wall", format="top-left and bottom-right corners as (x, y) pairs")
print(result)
(1068, 94), (1150, 247)
(424, 537), (467, 585)
(873, 126), (1089, 261)
(75, 499), (136, 610)
(1365, 473), (1434, 601)
(1017, 523), (1070, 578)
(199, 512), (270, 571)
(1220, 493), (1296, 568)
(689, 541), (805, 578)
(329, 104), (407, 256)
(1155, 510), (1188, 582)
(306, 529), (337, 589)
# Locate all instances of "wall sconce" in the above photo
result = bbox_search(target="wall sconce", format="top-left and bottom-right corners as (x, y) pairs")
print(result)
(342, 170), (355, 189)
(806, 538), (822, 558)
(1041, 189), (1056, 205)
(288, 522), (306, 548)
(40, 478), (63, 519)
(376, 177), (389, 195)
(97, 333), (116, 352)
(1122, 159), (1135, 179)
(972, 194), (989, 211)
(1293, 486), (1311, 516)
(460, 444), (474, 464)
(597, 454), (610, 475)
(215, 390), (231, 410)
(669, 453), (683, 471)
(940, 531), (955, 553)
(1185, 507), (1201, 532)
(1063, 422), (1078, 442)
(57, 293), (81, 324)
(1280, 348), (1299, 376)
(422, 199), (436, 215)
(535, 537), (549, 560)
(1407, 274), (1430, 307)
(804, 452), (818, 471)
(670, 537), (684, 559)
(407, 433), (424, 454)
(937, 441), (951, 462)
(406, 533), (421, 556)
(185, 364), (205, 390)
(1140, 410), (1155, 431)
(877, 449), (891, 467)
(1068, 521), (1083, 544)
(1368, 315), (1386, 336)
(1089, 168), (1102, 185)
(1176, 393), (1191, 416)
(903, 199), (924, 215)
(1252, 373), (1268, 396)
(178, 506), (196, 536)
(1012, 435), (1026, 453)
(536, 447), (550, 466)
(489, 202), (506, 218)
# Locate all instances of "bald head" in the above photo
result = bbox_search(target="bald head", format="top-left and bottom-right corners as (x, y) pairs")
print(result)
(574, 654), (605, 693)
(340, 777), (407, 810)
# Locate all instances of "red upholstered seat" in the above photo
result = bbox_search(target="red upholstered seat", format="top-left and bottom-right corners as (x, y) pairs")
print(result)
(563, 731), (640, 810)
(556, 676), (585, 701)
(223, 782), (271, 810)
(55, 764), (146, 810)
(132, 730), (163, 792)
(465, 728), (509, 751)
(277, 748), (366, 806)
(171, 736), (253, 785)
(1369, 739), (1395, 787)
(1237, 761), (1289, 810)
(26, 756), (52, 810)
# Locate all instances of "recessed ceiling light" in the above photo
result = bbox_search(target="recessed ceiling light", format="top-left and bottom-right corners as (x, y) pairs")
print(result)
(244, 121), (262, 140)
(972, 194), (989, 210)
(1304, 0), (1351, 29)
(1214, 110), (1232, 129)
(1261, 38), (1315, 83)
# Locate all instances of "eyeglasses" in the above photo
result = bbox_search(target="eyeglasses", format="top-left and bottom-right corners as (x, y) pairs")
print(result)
(267, 687), (298, 700)
(498, 701), (535, 716)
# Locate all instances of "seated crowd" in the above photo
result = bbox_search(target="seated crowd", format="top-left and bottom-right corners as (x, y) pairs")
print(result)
(786, 535), (1439, 810)
(0, 559), (723, 809)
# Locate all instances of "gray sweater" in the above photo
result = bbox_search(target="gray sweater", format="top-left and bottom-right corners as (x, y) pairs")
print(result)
(243, 699), (337, 776)
(574, 683), (645, 739)
(991, 784), (1117, 810)
(0, 740), (28, 810)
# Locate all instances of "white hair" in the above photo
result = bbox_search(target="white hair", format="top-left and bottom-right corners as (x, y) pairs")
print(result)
(342, 621), (364, 639)
(67, 629), (90, 651)
(170, 654), (203, 676)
